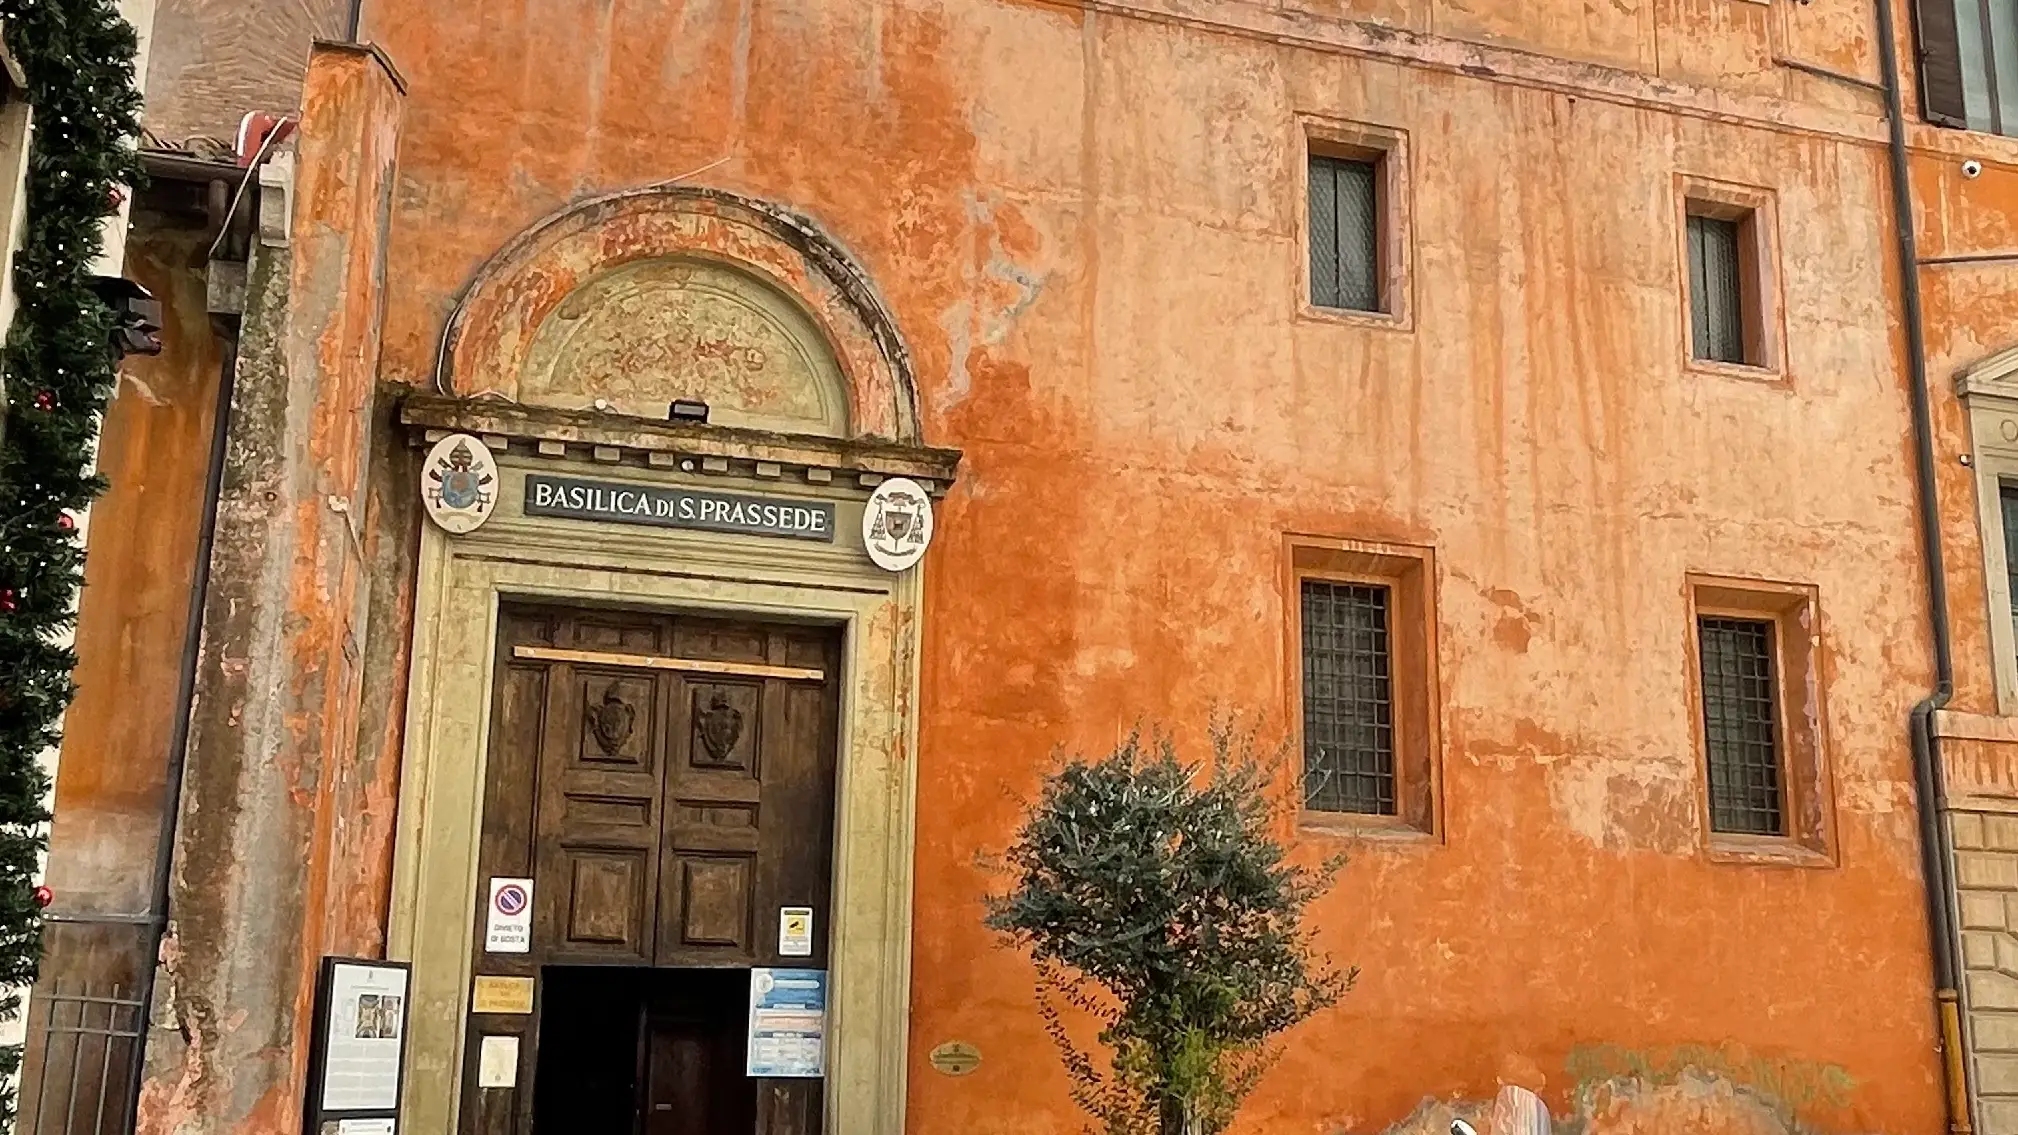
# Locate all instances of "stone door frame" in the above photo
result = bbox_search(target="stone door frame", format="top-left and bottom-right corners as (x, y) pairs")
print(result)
(387, 413), (950, 1135)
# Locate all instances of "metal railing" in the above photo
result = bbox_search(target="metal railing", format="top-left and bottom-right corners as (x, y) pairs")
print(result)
(17, 980), (144, 1135)
(15, 915), (154, 1135)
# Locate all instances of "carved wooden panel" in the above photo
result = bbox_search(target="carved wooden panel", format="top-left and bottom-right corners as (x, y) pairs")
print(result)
(578, 672), (654, 767)
(563, 851), (649, 948)
(688, 682), (758, 771)
(673, 855), (755, 949)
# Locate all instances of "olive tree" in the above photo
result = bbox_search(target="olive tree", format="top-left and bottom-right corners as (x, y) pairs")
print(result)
(987, 724), (1352, 1135)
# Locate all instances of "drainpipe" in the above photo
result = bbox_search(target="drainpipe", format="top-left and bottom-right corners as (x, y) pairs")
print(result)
(1875, 2), (1972, 1132)
(120, 331), (234, 1125)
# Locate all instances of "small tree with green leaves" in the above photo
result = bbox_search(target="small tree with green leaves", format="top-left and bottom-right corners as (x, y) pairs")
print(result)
(987, 723), (1353, 1135)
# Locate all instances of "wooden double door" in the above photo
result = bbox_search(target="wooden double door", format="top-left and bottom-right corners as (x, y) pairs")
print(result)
(461, 604), (840, 1135)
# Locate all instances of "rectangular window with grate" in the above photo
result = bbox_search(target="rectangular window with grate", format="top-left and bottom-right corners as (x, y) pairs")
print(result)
(1300, 579), (1396, 815)
(1308, 154), (1382, 313)
(1697, 616), (1785, 836)
(1687, 213), (1748, 364)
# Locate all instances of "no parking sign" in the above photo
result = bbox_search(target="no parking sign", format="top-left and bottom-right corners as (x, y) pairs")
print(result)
(485, 877), (532, 953)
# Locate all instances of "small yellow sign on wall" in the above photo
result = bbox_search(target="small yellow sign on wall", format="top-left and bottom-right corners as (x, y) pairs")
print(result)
(471, 975), (535, 1015)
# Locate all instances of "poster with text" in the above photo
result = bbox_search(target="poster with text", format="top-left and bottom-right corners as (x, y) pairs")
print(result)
(320, 963), (409, 1111)
(746, 968), (826, 1078)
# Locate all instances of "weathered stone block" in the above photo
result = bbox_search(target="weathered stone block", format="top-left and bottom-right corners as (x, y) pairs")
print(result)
(1958, 812), (1989, 849)
(1961, 853), (2018, 891)
(1982, 1055), (2018, 1095)
(1982, 1096), (2018, 1135)
(1970, 930), (2001, 969)
(1988, 814), (2018, 852)
(1964, 891), (2009, 929)
(1980, 1012), (2018, 1053)
(1971, 970), (2018, 1010)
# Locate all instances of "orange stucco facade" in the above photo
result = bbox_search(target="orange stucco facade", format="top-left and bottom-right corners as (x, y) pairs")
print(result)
(39, 0), (2018, 1134)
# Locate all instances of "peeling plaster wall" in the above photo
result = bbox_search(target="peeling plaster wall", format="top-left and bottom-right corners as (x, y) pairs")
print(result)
(340, 2), (1945, 1135)
(134, 44), (404, 1135)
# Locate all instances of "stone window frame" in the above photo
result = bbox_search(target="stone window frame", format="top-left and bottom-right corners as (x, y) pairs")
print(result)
(1284, 535), (1442, 840)
(1959, 347), (2018, 716)
(1675, 175), (1786, 383)
(1685, 574), (1837, 867)
(1295, 114), (1414, 332)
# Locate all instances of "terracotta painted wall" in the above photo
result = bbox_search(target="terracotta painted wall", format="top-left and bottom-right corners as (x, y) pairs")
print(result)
(345, 1), (1946, 1133)
(42, 210), (221, 922)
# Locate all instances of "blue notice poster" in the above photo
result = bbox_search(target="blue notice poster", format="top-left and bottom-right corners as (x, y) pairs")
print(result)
(746, 968), (827, 1078)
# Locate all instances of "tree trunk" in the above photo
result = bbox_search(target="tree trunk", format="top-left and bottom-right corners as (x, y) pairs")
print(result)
(1159, 1097), (1205, 1135)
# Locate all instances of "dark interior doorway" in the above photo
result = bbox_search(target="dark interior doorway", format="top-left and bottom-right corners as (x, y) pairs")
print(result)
(534, 966), (754, 1135)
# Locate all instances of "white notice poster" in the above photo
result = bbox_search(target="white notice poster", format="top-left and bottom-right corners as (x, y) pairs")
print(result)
(320, 963), (408, 1112)
(477, 1035), (520, 1088)
(485, 878), (532, 954)
(336, 1120), (395, 1135)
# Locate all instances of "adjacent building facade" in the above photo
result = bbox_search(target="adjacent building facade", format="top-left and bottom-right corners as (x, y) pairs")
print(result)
(30, 1), (2018, 1134)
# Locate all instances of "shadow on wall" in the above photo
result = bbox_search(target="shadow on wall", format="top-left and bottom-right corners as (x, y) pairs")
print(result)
(1366, 1044), (1862, 1135)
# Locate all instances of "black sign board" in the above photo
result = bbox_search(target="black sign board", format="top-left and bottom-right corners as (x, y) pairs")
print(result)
(302, 956), (411, 1135)
(523, 474), (836, 542)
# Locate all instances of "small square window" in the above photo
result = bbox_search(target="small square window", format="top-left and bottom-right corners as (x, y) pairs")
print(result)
(1678, 179), (1781, 375)
(1308, 154), (1382, 314)
(1289, 537), (1440, 836)
(1688, 576), (1834, 865)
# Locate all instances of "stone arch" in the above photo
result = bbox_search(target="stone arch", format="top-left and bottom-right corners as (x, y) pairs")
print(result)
(435, 185), (922, 443)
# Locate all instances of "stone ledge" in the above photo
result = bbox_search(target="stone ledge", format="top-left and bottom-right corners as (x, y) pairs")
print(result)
(400, 393), (963, 495)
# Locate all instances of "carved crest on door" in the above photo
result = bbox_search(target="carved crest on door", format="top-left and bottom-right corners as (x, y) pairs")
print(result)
(697, 692), (745, 763)
(585, 687), (637, 755)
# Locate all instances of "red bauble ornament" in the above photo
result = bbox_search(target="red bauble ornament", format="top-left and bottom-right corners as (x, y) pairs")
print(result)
(55, 513), (73, 532)
(0, 591), (15, 612)
(107, 187), (125, 211)
(32, 390), (51, 411)
(32, 886), (51, 909)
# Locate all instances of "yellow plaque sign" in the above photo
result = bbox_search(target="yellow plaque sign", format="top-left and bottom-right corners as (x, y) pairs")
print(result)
(928, 1041), (981, 1076)
(471, 975), (535, 1015)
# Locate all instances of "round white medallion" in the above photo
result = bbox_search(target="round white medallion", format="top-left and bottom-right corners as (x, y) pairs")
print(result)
(421, 433), (500, 534)
(861, 477), (934, 572)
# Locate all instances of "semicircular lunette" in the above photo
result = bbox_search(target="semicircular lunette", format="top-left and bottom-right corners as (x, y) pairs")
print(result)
(519, 256), (850, 438)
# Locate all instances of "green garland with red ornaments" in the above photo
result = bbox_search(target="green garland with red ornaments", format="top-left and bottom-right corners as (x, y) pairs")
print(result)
(0, 0), (142, 1115)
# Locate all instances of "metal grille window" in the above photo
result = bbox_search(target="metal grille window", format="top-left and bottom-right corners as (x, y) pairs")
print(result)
(1698, 616), (1785, 836)
(1301, 580), (1395, 815)
(1687, 213), (1747, 364)
(1308, 154), (1381, 313)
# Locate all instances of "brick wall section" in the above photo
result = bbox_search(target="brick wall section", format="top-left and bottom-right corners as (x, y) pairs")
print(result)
(1956, 810), (2018, 1134)
(140, 0), (350, 145)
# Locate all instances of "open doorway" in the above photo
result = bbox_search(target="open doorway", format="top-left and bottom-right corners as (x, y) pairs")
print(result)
(534, 967), (754, 1135)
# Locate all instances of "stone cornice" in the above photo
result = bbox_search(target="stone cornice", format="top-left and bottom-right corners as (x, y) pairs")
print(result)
(399, 393), (963, 495)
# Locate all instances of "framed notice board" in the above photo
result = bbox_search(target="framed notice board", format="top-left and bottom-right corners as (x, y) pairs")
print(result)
(302, 957), (412, 1135)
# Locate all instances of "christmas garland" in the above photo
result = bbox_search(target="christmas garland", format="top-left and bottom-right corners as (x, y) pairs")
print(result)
(0, 0), (142, 1114)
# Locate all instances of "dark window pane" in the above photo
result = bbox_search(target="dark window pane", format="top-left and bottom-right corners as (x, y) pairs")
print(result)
(1308, 155), (1380, 313)
(1698, 616), (1784, 836)
(2000, 483), (2018, 666)
(1687, 213), (1747, 364)
(1301, 580), (1396, 815)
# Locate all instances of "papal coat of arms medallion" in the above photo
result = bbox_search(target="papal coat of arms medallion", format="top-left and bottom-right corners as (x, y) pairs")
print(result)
(861, 477), (934, 572)
(421, 433), (499, 534)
